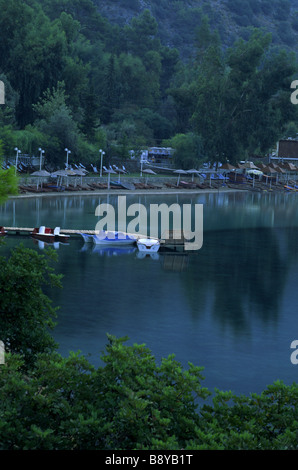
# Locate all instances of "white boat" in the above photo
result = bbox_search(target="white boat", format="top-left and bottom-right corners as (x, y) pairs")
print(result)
(137, 238), (160, 253)
(79, 233), (94, 243)
(80, 230), (137, 246)
(31, 226), (70, 243)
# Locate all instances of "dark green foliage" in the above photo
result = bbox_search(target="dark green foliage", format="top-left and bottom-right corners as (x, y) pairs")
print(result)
(0, 167), (18, 203)
(0, 230), (298, 450)
(0, 0), (297, 166)
(170, 26), (298, 163)
(0, 332), (298, 450)
(0, 245), (62, 368)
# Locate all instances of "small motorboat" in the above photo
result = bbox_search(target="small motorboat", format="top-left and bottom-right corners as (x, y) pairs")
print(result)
(0, 226), (7, 236)
(80, 230), (137, 246)
(31, 226), (70, 244)
(137, 238), (160, 253)
(79, 232), (94, 243)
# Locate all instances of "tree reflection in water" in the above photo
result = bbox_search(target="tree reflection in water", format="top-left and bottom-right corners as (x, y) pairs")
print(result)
(183, 225), (297, 334)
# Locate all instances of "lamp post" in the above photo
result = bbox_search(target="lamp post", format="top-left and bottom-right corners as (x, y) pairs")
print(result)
(99, 149), (105, 177)
(38, 147), (45, 171)
(14, 147), (21, 175)
(65, 148), (71, 169)
(140, 156), (143, 177)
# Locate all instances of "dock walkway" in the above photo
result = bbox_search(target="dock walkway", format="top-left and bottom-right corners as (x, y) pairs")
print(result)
(3, 227), (187, 247)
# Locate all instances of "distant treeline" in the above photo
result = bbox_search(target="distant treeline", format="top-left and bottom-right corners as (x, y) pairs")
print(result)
(0, 0), (298, 168)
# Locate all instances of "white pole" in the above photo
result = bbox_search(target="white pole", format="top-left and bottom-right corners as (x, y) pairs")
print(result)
(14, 147), (21, 175)
(38, 148), (44, 171)
(100, 149), (105, 177)
(65, 148), (71, 169)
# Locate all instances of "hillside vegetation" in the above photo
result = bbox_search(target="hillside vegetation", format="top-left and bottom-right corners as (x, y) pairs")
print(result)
(94, 0), (298, 57)
(0, 0), (298, 169)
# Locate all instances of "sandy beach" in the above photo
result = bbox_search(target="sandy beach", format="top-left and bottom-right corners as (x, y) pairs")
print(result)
(12, 180), (298, 199)
(11, 186), (243, 199)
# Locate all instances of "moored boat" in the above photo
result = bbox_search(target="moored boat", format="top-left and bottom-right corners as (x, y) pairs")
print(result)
(31, 226), (70, 243)
(137, 238), (160, 253)
(80, 230), (137, 245)
(93, 230), (137, 245)
(0, 226), (7, 236)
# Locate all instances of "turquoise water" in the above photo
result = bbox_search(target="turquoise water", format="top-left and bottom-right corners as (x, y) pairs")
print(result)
(1, 191), (298, 396)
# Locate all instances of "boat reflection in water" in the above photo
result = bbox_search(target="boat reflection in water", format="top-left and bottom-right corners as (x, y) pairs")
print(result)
(32, 239), (68, 250)
(80, 243), (137, 257)
(136, 251), (160, 261)
(80, 239), (191, 272)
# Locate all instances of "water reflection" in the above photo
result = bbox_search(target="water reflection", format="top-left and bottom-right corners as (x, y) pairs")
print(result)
(182, 227), (290, 331)
(1, 192), (298, 394)
(2, 191), (298, 234)
(80, 244), (137, 257)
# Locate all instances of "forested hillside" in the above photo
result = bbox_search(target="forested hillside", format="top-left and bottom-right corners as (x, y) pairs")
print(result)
(94, 0), (298, 57)
(0, 0), (298, 169)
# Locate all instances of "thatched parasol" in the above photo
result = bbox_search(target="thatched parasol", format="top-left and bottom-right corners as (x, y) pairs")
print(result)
(173, 169), (187, 186)
(31, 170), (51, 189)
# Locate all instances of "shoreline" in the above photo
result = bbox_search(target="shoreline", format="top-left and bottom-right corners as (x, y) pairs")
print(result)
(9, 186), (248, 199)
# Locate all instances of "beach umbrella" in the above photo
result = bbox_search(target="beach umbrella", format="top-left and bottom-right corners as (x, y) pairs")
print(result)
(173, 169), (187, 186)
(51, 169), (70, 187)
(246, 169), (263, 175)
(275, 166), (286, 184)
(142, 168), (157, 184)
(104, 168), (116, 189)
(218, 163), (236, 183)
(114, 168), (126, 183)
(246, 169), (263, 188)
(74, 168), (88, 186)
(31, 170), (51, 176)
(220, 163), (236, 170)
(263, 166), (277, 188)
(63, 169), (76, 186)
(31, 170), (51, 189)
(241, 162), (259, 169)
(186, 169), (200, 182)
(256, 163), (267, 169)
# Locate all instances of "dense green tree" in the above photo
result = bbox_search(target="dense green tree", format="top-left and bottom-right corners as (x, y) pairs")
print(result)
(0, 0), (297, 165)
(0, 332), (298, 449)
(0, 166), (18, 203)
(189, 29), (298, 163)
(124, 9), (160, 57)
(0, 246), (62, 368)
(165, 133), (205, 169)
(32, 82), (81, 165)
(99, 54), (120, 124)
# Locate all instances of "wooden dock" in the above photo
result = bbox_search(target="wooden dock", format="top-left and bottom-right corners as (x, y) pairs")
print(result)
(3, 227), (98, 237)
(3, 227), (157, 241)
(3, 227), (188, 247)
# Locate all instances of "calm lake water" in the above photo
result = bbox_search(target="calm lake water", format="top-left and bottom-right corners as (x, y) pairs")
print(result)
(1, 191), (298, 397)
